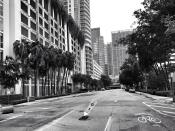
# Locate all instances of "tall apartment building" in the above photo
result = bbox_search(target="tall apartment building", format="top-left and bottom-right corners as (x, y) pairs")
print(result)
(111, 30), (132, 77)
(104, 44), (108, 75)
(61, 0), (81, 74)
(91, 27), (105, 73)
(0, 0), (82, 96)
(80, 0), (93, 75)
(91, 27), (100, 63)
(107, 43), (113, 76)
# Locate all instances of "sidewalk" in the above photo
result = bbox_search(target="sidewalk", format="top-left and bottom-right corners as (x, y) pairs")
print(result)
(14, 91), (96, 107)
(136, 91), (173, 104)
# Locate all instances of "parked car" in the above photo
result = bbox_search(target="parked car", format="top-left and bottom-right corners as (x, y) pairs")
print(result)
(129, 88), (135, 93)
(101, 88), (105, 91)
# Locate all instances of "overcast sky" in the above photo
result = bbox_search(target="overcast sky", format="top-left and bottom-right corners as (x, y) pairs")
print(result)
(90, 0), (143, 43)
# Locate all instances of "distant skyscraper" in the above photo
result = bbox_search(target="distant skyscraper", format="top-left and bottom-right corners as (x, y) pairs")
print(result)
(107, 43), (113, 76)
(104, 44), (109, 75)
(74, 0), (80, 26)
(111, 30), (132, 77)
(62, 0), (93, 75)
(99, 36), (105, 71)
(91, 28), (105, 73)
(80, 0), (93, 75)
(91, 28), (100, 63)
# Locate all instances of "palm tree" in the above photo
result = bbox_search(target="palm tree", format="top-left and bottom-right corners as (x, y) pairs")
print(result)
(55, 48), (63, 95)
(64, 52), (75, 93)
(13, 40), (31, 96)
(29, 41), (44, 97)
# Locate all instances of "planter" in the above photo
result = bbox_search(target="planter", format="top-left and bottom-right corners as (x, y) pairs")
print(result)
(1, 105), (14, 114)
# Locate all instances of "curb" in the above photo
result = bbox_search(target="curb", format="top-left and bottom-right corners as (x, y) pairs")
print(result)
(136, 91), (174, 104)
(14, 91), (96, 107)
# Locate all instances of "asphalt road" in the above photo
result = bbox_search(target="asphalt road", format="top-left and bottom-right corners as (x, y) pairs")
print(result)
(1, 89), (175, 131)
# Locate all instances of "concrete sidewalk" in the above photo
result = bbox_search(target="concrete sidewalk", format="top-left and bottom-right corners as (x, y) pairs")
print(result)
(136, 91), (173, 103)
(14, 91), (96, 107)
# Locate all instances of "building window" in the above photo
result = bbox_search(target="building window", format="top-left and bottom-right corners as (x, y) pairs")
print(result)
(51, 19), (53, 26)
(21, 26), (28, 37)
(39, 28), (43, 36)
(21, 13), (28, 25)
(55, 39), (58, 46)
(31, 32), (36, 41)
(44, 22), (48, 30)
(30, 21), (36, 31)
(40, 38), (43, 44)
(21, 1), (28, 14)
(39, 17), (43, 26)
(51, 28), (53, 34)
(55, 31), (58, 37)
(44, 13), (48, 21)
(54, 23), (58, 29)
(39, 7), (43, 16)
(51, 37), (54, 42)
(30, 0), (36, 9)
(45, 32), (49, 39)
(30, 10), (36, 20)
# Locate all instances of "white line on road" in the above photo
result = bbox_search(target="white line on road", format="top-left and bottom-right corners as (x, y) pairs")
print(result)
(143, 102), (175, 117)
(0, 114), (22, 123)
(35, 110), (74, 131)
(145, 104), (175, 110)
(162, 111), (175, 115)
(104, 115), (112, 131)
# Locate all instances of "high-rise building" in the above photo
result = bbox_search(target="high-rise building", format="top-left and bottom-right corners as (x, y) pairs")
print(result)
(91, 27), (100, 63)
(91, 28), (105, 73)
(99, 36), (105, 71)
(0, 0), (82, 96)
(104, 44), (108, 75)
(111, 30), (132, 77)
(107, 43), (113, 76)
(80, 0), (93, 75)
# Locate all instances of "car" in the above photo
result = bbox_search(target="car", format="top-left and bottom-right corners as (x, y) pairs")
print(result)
(129, 88), (135, 93)
(101, 88), (105, 91)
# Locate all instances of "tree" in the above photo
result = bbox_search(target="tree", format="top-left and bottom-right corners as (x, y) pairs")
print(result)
(119, 56), (143, 89)
(119, 0), (175, 91)
(13, 40), (32, 96)
(100, 75), (112, 88)
(0, 56), (20, 92)
(29, 41), (44, 97)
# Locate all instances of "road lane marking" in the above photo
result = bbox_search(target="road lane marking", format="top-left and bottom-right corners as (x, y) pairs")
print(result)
(0, 114), (22, 123)
(162, 111), (175, 115)
(143, 102), (175, 117)
(146, 105), (175, 110)
(104, 115), (112, 131)
(35, 110), (74, 131)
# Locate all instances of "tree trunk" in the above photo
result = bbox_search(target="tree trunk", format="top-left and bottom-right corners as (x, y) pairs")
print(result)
(47, 71), (50, 96)
(56, 68), (61, 95)
(159, 63), (169, 91)
(61, 68), (66, 94)
(42, 77), (44, 96)
(34, 69), (37, 97)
